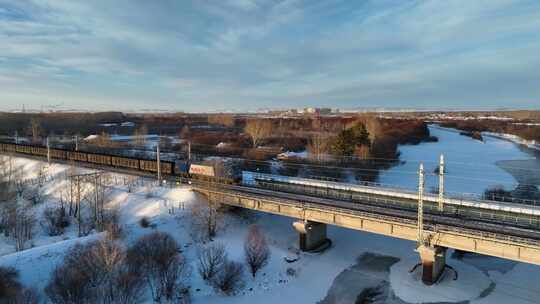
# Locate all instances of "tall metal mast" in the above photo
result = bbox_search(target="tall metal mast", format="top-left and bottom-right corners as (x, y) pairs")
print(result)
(157, 144), (161, 182)
(438, 154), (445, 212)
(46, 136), (50, 164)
(418, 163), (425, 245)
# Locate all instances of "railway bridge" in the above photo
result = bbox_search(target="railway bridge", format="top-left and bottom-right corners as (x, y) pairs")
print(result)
(192, 178), (540, 285)
(3, 142), (540, 285)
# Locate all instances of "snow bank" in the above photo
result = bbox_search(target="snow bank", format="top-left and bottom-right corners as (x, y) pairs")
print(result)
(277, 150), (308, 159)
(84, 134), (99, 141)
(390, 257), (491, 303)
(484, 132), (539, 151)
(0, 234), (103, 290)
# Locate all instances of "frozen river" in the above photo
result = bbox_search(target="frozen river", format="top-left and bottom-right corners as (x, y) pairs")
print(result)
(379, 125), (536, 197)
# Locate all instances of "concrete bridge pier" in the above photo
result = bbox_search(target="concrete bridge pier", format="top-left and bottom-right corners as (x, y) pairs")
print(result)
(293, 220), (327, 251)
(416, 245), (447, 285)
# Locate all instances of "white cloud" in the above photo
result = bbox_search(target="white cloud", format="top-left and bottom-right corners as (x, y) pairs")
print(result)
(0, 0), (539, 111)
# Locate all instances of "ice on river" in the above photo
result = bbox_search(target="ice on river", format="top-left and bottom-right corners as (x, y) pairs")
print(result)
(379, 126), (533, 197)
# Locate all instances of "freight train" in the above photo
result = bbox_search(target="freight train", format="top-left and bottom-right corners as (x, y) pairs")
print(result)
(0, 142), (239, 183)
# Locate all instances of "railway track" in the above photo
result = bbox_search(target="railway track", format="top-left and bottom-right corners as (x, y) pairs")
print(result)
(5, 151), (540, 247)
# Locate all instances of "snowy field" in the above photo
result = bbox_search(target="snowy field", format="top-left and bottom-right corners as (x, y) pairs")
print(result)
(2, 143), (540, 303)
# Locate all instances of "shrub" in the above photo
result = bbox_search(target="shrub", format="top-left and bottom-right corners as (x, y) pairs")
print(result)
(41, 206), (70, 236)
(0, 266), (21, 301)
(100, 208), (122, 239)
(483, 186), (513, 202)
(0, 266), (39, 304)
(210, 260), (245, 296)
(127, 232), (190, 303)
(45, 239), (145, 304)
(139, 217), (151, 228)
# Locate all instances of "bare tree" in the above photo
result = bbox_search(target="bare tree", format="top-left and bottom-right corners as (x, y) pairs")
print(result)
(14, 205), (36, 251)
(0, 266), (20, 302)
(2, 196), (36, 251)
(85, 174), (112, 231)
(62, 161), (78, 216)
(307, 133), (329, 161)
(244, 225), (270, 278)
(0, 200), (16, 237)
(47, 265), (94, 304)
(0, 266), (40, 304)
(357, 114), (382, 143)
(244, 119), (272, 147)
(96, 206), (123, 239)
(189, 201), (222, 242)
(0, 155), (15, 202)
(26, 183), (46, 205)
(126, 176), (139, 193)
(29, 118), (41, 143)
(210, 260), (245, 296)
(15, 287), (40, 304)
(197, 242), (227, 282)
(127, 232), (190, 303)
(133, 125), (148, 146)
(13, 167), (27, 199)
(208, 114), (235, 128)
(112, 266), (147, 304)
(179, 125), (190, 140)
(46, 239), (145, 304)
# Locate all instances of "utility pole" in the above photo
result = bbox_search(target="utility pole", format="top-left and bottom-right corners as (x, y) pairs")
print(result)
(77, 176), (81, 237)
(46, 136), (50, 164)
(157, 144), (161, 183)
(74, 135), (79, 151)
(417, 163), (425, 246)
(94, 175), (99, 225)
(188, 141), (191, 162)
(14, 130), (18, 144)
(438, 154), (445, 212)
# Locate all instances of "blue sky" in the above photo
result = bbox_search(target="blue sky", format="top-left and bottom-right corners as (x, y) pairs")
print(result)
(0, 0), (539, 112)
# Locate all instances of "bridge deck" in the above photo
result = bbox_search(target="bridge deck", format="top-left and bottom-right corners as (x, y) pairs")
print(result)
(194, 182), (540, 266)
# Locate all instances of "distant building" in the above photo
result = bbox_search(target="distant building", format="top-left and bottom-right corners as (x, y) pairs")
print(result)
(319, 108), (332, 115)
(303, 107), (332, 116)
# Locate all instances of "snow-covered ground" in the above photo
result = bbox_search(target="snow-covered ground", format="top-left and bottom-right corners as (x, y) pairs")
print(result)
(2, 129), (540, 304)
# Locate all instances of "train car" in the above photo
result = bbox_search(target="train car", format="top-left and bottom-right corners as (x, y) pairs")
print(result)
(0, 143), (15, 153)
(174, 161), (191, 177)
(111, 156), (139, 170)
(67, 151), (88, 162)
(31, 146), (48, 157)
(189, 164), (215, 177)
(16, 144), (32, 155)
(161, 161), (173, 175)
(50, 148), (67, 160)
(87, 153), (112, 166)
(139, 159), (174, 175)
(188, 162), (240, 184)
